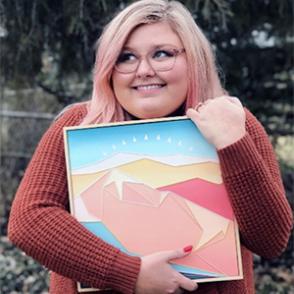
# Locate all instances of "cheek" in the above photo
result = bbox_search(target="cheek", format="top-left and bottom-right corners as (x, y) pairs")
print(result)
(162, 63), (188, 90)
(112, 73), (132, 94)
(112, 73), (136, 113)
(165, 74), (188, 101)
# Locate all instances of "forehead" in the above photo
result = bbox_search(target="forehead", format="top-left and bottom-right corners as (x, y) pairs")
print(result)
(124, 21), (183, 50)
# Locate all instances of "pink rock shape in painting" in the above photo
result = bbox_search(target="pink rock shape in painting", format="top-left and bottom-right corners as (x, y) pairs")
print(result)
(78, 169), (240, 276)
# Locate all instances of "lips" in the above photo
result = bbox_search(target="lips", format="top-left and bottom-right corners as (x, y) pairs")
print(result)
(132, 83), (166, 91)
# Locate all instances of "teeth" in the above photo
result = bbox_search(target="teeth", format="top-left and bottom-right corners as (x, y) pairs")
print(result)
(136, 84), (163, 90)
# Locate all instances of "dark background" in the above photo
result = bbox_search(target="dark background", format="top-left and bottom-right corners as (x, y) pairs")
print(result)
(0, 0), (293, 293)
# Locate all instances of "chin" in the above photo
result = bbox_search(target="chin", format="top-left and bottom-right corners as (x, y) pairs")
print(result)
(134, 109), (173, 120)
(135, 113), (161, 120)
(126, 103), (185, 120)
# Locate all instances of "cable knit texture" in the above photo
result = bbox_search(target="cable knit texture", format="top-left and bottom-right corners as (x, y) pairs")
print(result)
(8, 104), (293, 294)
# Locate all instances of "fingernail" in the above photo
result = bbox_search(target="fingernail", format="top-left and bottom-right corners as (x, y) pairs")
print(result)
(183, 245), (193, 252)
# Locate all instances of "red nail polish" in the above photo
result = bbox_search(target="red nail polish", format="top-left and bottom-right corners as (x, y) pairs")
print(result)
(183, 245), (193, 252)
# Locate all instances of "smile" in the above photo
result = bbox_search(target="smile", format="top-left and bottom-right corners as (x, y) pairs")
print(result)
(133, 84), (166, 91)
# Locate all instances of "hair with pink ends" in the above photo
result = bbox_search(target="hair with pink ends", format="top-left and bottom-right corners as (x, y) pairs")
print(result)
(81, 0), (225, 125)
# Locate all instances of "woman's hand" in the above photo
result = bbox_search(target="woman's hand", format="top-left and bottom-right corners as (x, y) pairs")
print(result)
(186, 96), (246, 150)
(135, 246), (198, 294)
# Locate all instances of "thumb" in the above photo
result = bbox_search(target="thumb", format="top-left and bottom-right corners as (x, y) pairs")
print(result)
(160, 245), (194, 262)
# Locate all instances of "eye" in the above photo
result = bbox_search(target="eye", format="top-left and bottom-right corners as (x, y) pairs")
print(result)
(153, 49), (175, 59)
(116, 52), (137, 64)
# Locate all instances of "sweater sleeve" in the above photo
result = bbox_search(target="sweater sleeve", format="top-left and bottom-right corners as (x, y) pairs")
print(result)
(217, 108), (293, 259)
(7, 105), (141, 293)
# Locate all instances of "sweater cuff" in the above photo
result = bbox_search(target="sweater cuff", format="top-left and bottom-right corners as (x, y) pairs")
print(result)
(217, 133), (263, 176)
(107, 251), (141, 294)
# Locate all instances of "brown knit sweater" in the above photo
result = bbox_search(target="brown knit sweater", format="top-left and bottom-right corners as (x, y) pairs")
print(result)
(8, 104), (293, 294)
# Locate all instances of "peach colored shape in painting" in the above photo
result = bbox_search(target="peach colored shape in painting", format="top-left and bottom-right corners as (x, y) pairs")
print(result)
(168, 195), (227, 252)
(172, 221), (239, 276)
(169, 192), (198, 225)
(198, 221), (239, 276)
(78, 172), (109, 219)
(185, 201), (230, 250)
(123, 182), (162, 206)
(122, 183), (154, 206)
(102, 187), (202, 255)
(171, 250), (224, 275)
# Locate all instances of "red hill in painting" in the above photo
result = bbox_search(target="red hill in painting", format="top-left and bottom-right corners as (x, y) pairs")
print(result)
(158, 178), (234, 220)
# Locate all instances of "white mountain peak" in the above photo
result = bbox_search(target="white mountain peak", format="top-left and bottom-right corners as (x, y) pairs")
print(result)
(103, 168), (141, 199)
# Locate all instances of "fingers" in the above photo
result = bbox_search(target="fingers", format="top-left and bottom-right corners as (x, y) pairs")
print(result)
(194, 100), (209, 112)
(158, 246), (196, 292)
(195, 102), (204, 112)
(137, 247), (196, 294)
(210, 96), (243, 108)
(160, 245), (194, 261)
(177, 274), (198, 292)
(174, 288), (184, 294)
(227, 96), (243, 107)
(187, 96), (242, 117)
(172, 270), (198, 292)
(186, 108), (200, 121)
(187, 99), (209, 119)
(166, 272), (197, 293)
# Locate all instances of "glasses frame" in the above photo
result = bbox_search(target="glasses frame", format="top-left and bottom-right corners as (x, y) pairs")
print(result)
(114, 48), (185, 74)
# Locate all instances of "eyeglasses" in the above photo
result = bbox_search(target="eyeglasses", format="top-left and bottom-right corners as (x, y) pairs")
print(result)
(114, 46), (185, 74)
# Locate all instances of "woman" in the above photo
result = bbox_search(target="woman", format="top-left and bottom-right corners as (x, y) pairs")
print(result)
(8, 0), (293, 293)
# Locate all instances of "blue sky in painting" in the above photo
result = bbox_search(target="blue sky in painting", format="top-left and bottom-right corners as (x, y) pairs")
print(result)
(65, 118), (217, 170)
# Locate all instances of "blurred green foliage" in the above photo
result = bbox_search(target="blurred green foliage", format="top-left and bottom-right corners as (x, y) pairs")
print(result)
(1, 0), (293, 137)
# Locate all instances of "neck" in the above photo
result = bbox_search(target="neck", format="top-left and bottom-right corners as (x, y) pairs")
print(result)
(124, 103), (186, 121)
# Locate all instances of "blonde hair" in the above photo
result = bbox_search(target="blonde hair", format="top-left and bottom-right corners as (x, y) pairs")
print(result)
(81, 0), (225, 125)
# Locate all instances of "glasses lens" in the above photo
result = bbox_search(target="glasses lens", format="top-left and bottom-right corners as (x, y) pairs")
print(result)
(115, 52), (138, 73)
(150, 48), (177, 72)
(115, 63), (137, 73)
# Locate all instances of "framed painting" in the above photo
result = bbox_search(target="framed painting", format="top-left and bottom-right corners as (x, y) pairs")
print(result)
(64, 116), (243, 292)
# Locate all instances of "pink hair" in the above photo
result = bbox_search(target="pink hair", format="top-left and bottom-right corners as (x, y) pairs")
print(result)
(81, 0), (225, 125)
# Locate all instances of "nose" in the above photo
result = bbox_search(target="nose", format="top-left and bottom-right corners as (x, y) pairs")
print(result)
(135, 58), (156, 78)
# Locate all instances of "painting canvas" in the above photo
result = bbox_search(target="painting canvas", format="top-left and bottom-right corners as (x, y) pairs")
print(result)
(64, 117), (243, 292)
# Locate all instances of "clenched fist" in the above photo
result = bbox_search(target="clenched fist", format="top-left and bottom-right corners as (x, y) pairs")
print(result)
(187, 96), (246, 150)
